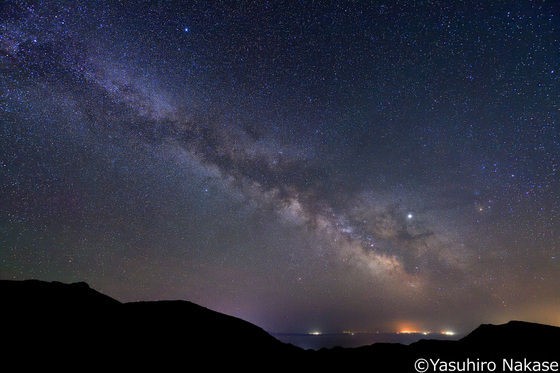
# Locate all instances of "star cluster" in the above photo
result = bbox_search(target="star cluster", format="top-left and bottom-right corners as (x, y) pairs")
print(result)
(1, 1), (559, 333)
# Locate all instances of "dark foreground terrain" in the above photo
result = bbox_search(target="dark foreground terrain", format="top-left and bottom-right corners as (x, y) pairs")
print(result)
(3, 280), (559, 371)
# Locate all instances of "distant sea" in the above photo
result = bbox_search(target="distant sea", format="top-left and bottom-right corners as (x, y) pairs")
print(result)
(272, 332), (460, 350)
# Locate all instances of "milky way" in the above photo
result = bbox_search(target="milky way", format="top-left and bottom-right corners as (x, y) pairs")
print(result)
(1, 1), (559, 333)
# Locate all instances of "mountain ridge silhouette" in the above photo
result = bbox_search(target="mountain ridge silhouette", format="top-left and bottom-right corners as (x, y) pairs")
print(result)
(3, 279), (558, 371)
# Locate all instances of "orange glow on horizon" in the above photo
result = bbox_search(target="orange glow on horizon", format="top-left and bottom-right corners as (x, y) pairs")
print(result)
(395, 321), (422, 334)
(399, 329), (419, 334)
(395, 321), (455, 336)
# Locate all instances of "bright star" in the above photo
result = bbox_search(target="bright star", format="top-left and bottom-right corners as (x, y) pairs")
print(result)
(407, 213), (413, 219)
(184, 27), (190, 33)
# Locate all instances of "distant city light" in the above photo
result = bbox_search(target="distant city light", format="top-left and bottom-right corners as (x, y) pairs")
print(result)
(309, 331), (322, 336)
(398, 329), (430, 335)
(398, 330), (414, 334)
(441, 330), (455, 336)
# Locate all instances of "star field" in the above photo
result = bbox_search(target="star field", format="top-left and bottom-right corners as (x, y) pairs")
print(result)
(1, 1), (559, 334)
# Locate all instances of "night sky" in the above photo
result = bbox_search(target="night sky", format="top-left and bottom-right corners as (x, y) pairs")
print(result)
(1, 1), (559, 335)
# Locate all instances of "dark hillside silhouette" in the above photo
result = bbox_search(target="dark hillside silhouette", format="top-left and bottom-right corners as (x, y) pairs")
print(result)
(3, 280), (559, 371)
